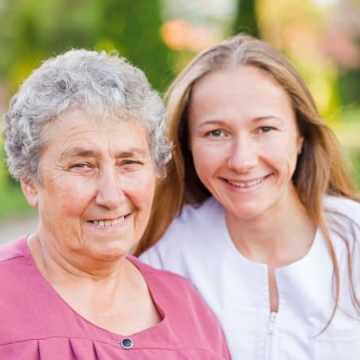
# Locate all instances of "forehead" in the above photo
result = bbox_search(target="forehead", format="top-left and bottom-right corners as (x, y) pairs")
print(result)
(42, 109), (150, 157)
(189, 65), (294, 120)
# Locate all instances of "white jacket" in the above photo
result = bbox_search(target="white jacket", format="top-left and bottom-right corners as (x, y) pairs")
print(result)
(141, 196), (360, 359)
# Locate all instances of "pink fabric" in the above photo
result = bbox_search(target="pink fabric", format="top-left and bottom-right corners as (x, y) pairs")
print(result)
(0, 238), (230, 359)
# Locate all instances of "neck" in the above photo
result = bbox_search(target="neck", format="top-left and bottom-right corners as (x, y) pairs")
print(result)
(225, 186), (316, 267)
(26, 232), (158, 336)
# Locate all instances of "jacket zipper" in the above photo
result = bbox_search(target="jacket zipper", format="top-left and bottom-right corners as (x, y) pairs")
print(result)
(267, 312), (277, 360)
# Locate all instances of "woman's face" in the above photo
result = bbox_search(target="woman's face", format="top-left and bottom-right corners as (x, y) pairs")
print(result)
(23, 109), (156, 260)
(188, 65), (303, 221)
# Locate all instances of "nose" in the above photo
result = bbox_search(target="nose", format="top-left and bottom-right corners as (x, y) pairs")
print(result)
(227, 136), (258, 172)
(95, 167), (125, 209)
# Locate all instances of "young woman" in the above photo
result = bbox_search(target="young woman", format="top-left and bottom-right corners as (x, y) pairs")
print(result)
(140, 34), (360, 359)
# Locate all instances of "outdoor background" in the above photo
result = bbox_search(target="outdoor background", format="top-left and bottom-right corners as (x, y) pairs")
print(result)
(0, 0), (359, 242)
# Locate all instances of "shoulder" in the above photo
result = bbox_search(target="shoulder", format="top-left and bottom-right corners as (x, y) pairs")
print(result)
(159, 197), (222, 239)
(0, 238), (38, 314)
(140, 197), (224, 269)
(0, 239), (43, 343)
(177, 197), (224, 224)
(323, 195), (360, 254)
(0, 239), (34, 295)
(324, 195), (360, 226)
(0, 238), (28, 266)
(132, 257), (212, 312)
(131, 256), (230, 358)
(130, 255), (193, 285)
(324, 195), (360, 214)
(147, 197), (222, 249)
(132, 257), (227, 335)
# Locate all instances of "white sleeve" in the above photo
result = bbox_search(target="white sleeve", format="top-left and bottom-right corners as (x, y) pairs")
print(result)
(353, 211), (360, 294)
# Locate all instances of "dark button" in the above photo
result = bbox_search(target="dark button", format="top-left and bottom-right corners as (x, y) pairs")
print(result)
(120, 337), (134, 349)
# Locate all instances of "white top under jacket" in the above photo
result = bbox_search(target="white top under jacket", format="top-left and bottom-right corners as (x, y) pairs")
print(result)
(141, 196), (360, 360)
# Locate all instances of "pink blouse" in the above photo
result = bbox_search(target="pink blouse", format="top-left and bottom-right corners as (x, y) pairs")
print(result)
(0, 238), (230, 359)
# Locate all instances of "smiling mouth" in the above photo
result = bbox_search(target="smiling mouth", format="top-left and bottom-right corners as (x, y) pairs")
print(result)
(88, 214), (131, 228)
(222, 174), (272, 189)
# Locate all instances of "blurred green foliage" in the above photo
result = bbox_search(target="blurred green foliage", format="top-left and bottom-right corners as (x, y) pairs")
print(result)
(232, 0), (259, 37)
(350, 152), (360, 191)
(95, 0), (175, 91)
(339, 68), (360, 107)
(0, 0), (359, 221)
(0, 0), (174, 220)
(0, 139), (33, 219)
(0, 0), (174, 92)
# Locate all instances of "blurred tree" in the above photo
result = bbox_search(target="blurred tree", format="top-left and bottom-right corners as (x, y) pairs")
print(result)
(232, 0), (259, 37)
(0, 0), (174, 92)
(325, 1), (360, 106)
(0, 0), (174, 197)
(0, 0), (100, 91)
(257, 0), (341, 120)
(95, 0), (174, 91)
(339, 67), (360, 106)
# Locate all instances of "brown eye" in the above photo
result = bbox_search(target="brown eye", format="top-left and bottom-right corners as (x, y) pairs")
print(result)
(258, 126), (276, 134)
(118, 159), (144, 171)
(121, 159), (143, 165)
(69, 162), (94, 170)
(205, 129), (227, 138)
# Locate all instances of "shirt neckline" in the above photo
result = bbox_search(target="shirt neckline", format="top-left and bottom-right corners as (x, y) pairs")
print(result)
(20, 237), (169, 341)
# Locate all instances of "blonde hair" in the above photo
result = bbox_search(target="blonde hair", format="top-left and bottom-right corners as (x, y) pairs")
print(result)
(137, 34), (360, 328)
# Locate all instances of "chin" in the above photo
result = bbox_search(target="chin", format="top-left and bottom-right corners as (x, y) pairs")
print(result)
(229, 203), (271, 221)
(233, 211), (262, 222)
(89, 239), (134, 261)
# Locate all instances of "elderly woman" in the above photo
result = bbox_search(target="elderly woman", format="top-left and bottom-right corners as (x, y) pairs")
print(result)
(140, 34), (360, 359)
(0, 50), (230, 359)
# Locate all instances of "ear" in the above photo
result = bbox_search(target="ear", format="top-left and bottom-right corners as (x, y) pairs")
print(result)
(297, 136), (304, 155)
(20, 178), (39, 208)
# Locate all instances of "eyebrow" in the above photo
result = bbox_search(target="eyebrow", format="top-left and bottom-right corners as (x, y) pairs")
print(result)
(60, 147), (98, 160)
(254, 116), (283, 122)
(197, 116), (283, 127)
(60, 147), (148, 160)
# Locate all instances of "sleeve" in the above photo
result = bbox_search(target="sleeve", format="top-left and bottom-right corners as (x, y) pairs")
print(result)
(353, 216), (360, 294)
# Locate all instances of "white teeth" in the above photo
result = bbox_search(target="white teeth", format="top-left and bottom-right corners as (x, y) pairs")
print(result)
(92, 217), (125, 227)
(227, 177), (265, 188)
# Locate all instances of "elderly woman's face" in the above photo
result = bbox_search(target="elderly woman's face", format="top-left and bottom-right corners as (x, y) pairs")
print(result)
(23, 109), (156, 260)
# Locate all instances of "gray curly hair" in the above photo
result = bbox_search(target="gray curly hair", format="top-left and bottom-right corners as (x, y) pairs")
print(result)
(4, 49), (171, 181)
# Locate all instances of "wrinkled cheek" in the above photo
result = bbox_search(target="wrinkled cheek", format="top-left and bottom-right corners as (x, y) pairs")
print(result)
(40, 200), (83, 250)
(124, 176), (156, 211)
(46, 177), (93, 216)
(57, 193), (89, 217)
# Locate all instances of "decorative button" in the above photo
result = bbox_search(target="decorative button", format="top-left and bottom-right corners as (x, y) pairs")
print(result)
(120, 337), (134, 349)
